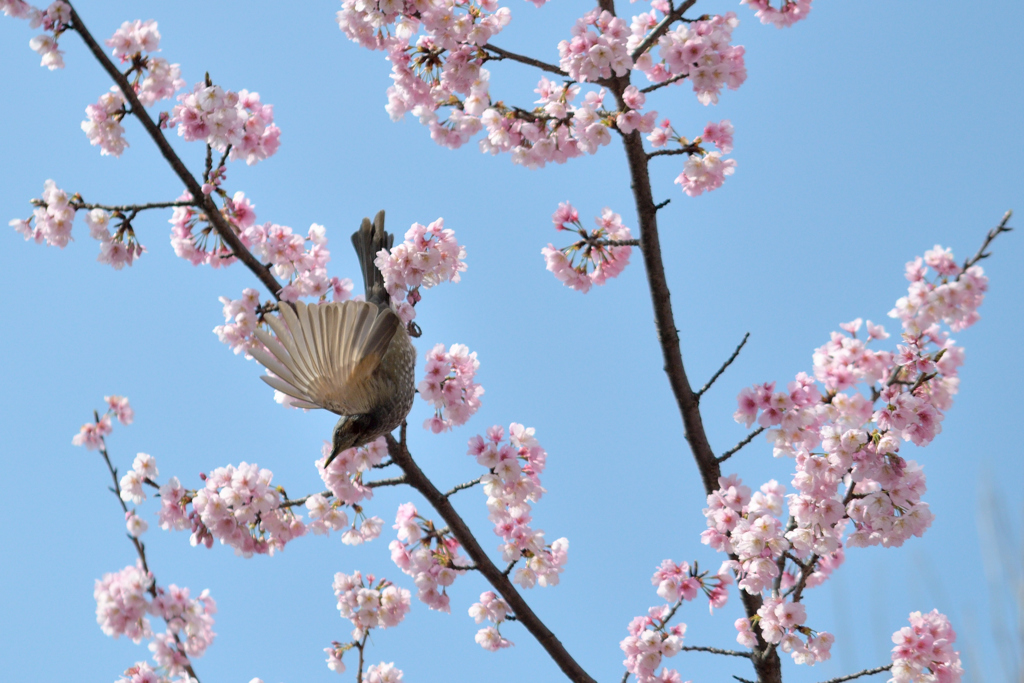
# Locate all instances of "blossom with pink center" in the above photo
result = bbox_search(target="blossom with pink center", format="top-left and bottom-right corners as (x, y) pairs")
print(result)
(740, 0), (813, 28)
(418, 343), (483, 431)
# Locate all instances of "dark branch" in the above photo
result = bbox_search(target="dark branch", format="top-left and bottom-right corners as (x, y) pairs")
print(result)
(630, 0), (699, 62)
(279, 490), (330, 509)
(367, 475), (408, 488)
(66, 2), (284, 299)
(814, 665), (892, 683)
(445, 476), (483, 498)
(961, 210), (1013, 272)
(717, 427), (765, 464)
(69, 199), (192, 213)
(640, 72), (689, 94)
(696, 332), (750, 400)
(681, 645), (753, 659)
(647, 143), (703, 159)
(483, 43), (567, 78)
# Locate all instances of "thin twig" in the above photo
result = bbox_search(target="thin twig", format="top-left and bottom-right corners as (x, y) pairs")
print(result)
(629, 0), (699, 62)
(681, 645), (753, 658)
(640, 72), (689, 94)
(483, 43), (567, 78)
(814, 665), (892, 683)
(279, 490), (330, 509)
(717, 427), (765, 464)
(696, 332), (750, 400)
(445, 476), (483, 498)
(94, 426), (201, 682)
(961, 210), (1013, 272)
(66, 2), (284, 299)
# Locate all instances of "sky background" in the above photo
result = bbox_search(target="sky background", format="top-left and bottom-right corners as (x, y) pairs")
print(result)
(1, 2), (1022, 683)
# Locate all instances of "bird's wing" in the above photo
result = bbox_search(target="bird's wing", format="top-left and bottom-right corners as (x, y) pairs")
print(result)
(251, 300), (402, 414)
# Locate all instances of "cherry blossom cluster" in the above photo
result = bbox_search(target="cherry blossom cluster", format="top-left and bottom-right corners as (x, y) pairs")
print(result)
(632, 12), (747, 106)
(186, 461), (307, 557)
(467, 424), (568, 589)
(557, 9), (631, 83)
(889, 610), (963, 683)
(419, 343), (483, 432)
(245, 220), (339, 301)
(120, 452), (159, 537)
(740, 0), (813, 29)
(213, 287), (262, 356)
(737, 597), (834, 665)
(13, 0), (71, 70)
(389, 503), (468, 612)
(647, 118), (738, 196)
(468, 591), (513, 651)
(79, 21), (183, 156)
(313, 437), (387, 544)
(374, 218), (467, 324)
(702, 475), (796, 593)
(332, 571), (411, 640)
(71, 393), (134, 449)
(10, 179), (73, 248)
(542, 202), (634, 293)
(10, 180), (148, 267)
(651, 559), (731, 612)
(113, 662), (173, 683)
(168, 84), (280, 165)
(364, 662), (405, 683)
(620, 562), (707, 683)
(95, 562), (216, 678)
(891, 245), (989, 333)
(81, 87), (130, 156)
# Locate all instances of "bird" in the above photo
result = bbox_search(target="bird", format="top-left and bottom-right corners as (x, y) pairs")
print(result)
(249, 210), (416, 467)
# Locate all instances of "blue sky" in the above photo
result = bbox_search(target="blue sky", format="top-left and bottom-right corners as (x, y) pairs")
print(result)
(1, 2), (1021, 683)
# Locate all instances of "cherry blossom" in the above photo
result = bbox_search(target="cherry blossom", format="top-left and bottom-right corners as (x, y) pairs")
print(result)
(543, 203), (634, 293)
(468, 591), (514, 651)
(418, 343), (483, 432)
(889, 610), (963, 683)
(332, 571), (411, 641)
(466, 424), (568, 589)
(374, 218), (467, 323)
(389, 502), (469, 611)
(741, 0), (813, 29)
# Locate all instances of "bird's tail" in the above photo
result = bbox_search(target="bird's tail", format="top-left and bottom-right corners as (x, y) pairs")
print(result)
(351, 210), (393, 308)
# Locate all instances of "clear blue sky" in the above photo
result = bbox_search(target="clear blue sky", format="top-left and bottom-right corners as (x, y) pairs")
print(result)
(1, 2), (1021, 682)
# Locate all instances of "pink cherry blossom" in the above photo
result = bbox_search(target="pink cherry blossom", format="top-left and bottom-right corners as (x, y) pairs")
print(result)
(543, 204), (634, 293)
(418, 343), (483, 431)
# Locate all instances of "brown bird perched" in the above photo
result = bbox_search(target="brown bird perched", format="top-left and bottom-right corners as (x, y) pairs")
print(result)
(249, 211), (416, 466)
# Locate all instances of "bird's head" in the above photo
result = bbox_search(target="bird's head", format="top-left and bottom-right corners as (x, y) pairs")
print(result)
(325, 414), (377, 467)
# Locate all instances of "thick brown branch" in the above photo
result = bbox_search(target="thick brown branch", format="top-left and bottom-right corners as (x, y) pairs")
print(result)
(385, 434), (596, 683)
(66, 3), (284, 299)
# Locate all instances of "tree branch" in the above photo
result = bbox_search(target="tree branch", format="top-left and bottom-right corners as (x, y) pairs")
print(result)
(66, 2), (284, 299)
(68, 199), (192, 213)
(961, 209), (1013, 272)
(445, 476), (483, 498)
(630, 0), (699, 62)
(640, 72), (689, 94)
(696, 332), (750, 400)
(384, 433), (596, 683)
(367, 475), (408, 488)
(717, 427), (765, 464)
(614, 88), (780, 683)
(94, 422), (201, 683)
(482, 43), (567, 78)
(681, 645), (753, 658)
(814, 665), (892, 683)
